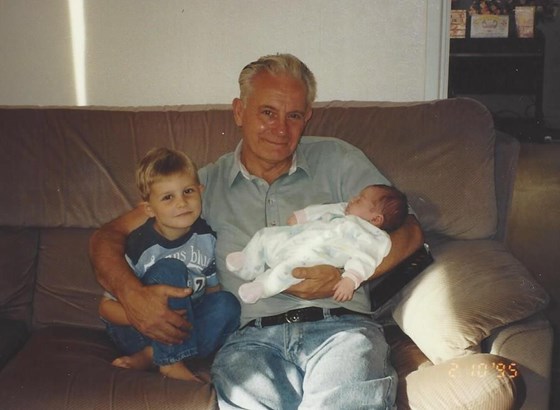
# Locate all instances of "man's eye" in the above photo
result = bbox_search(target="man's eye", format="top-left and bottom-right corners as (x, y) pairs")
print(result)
(288, 113), (303, 120)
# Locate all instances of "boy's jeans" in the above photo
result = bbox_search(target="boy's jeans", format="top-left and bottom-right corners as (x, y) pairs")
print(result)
(104, 258), (240, 366)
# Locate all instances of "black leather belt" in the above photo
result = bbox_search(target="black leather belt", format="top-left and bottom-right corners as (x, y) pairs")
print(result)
(245, 307), (370, 328)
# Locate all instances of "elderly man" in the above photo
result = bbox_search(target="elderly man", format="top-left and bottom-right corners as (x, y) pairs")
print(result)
(90, 53), (423, 409)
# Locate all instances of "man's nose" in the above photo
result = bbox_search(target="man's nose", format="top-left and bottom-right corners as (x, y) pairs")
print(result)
(274, 116), (288, 136)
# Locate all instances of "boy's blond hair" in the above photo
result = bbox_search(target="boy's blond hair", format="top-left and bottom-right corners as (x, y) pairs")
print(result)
(136, 147), (198, 201)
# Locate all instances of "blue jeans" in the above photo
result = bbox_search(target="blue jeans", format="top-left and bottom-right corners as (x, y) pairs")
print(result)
(211, 313), (397, 410)
(105, 259), (240, 366)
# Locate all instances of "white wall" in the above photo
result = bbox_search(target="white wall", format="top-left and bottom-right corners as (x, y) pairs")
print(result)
(0, 0), (448, 107)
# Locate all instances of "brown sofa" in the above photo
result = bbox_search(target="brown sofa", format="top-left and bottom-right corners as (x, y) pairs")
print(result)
(0, 98), (553, 409)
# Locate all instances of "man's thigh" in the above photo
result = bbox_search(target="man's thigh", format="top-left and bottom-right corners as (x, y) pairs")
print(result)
(211, 325), (303, 410)
(298, 316), (397, 410)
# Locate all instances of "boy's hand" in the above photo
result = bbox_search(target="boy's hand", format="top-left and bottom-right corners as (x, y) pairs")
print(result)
(121, 284), (192, 345)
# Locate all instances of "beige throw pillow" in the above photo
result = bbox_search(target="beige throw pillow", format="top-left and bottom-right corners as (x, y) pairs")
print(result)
(390, 240), (549, 364)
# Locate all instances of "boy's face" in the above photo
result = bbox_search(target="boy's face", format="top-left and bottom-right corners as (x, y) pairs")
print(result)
(145, 171), (203, 240)
(345, 186), (383, 226)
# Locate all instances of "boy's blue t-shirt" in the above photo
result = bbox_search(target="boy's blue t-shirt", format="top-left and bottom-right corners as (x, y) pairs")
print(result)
(125, 217), (218, 300)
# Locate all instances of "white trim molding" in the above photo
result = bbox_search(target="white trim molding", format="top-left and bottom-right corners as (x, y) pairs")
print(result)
(425, 0), (451, 100)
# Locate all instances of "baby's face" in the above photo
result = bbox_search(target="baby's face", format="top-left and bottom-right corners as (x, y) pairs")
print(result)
(345, 186), (382, 223)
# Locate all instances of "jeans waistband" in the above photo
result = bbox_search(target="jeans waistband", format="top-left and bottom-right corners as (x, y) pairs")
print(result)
(245, 307), (369, 328)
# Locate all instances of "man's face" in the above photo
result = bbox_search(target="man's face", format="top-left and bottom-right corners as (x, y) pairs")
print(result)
(233, 71), (312, 176)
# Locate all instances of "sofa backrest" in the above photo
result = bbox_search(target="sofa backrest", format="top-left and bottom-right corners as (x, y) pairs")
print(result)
(0, 98), (500, 239)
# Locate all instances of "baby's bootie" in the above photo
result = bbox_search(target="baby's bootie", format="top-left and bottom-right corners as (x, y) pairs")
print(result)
(226, 251), (245, 272)
(238, 282), (265, 304)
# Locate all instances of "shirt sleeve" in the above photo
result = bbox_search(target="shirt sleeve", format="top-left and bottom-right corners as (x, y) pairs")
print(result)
(203, 259), (220, 288)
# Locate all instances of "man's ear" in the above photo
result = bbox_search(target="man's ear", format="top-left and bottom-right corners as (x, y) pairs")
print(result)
(232, 98), (244, 127)
(304, 108), (313, 123)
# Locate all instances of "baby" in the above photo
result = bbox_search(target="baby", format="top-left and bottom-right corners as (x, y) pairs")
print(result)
(226, 184), (408, 303)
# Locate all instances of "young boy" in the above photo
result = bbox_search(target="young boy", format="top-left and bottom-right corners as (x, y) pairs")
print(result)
(227, 184), (408, 303)
(99, 147), (240, 382)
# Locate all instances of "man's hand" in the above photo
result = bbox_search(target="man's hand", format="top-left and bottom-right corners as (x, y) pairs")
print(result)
(286, 265), (340, 300)
(121, 284), (193, 345)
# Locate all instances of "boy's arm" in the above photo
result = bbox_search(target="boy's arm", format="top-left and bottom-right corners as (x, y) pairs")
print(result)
(99, 297), (131, 326)
(89, 206), (191, 345)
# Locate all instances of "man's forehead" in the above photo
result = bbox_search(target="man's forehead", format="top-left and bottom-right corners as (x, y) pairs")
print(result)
(250, 73), (307, 103)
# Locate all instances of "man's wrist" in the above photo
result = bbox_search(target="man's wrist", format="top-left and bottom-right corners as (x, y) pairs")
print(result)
(116, 277), (144, 308)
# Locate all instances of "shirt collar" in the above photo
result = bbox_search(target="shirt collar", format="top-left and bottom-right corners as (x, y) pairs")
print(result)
(228, 141), (310, 186)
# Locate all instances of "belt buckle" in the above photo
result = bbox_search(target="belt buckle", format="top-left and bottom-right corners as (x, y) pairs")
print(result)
(285, 309), (302, 324)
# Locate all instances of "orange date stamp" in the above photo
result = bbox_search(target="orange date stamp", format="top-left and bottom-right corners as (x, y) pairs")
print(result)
(448, 361), (519, 379)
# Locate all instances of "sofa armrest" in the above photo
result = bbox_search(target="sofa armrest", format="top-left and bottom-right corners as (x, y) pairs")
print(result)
(484, 313), (553, 410)
(0, 318), (29, 369)
(494, 130), (520, 242)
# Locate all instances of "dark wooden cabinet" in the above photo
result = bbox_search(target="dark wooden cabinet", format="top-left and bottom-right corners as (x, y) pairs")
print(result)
(448, 31), (545, 125)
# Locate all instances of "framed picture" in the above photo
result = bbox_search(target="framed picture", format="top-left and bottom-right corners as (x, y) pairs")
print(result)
(470, 14), (509, 37)
(450, 10), (468, 38)
(515, 6), (535, 37)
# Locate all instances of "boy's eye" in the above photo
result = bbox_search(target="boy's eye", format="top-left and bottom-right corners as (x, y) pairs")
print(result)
(162, 194), (173, 201)
(184, 188), (195, 194)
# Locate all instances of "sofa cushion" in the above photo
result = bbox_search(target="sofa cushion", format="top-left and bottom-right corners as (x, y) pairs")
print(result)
(33, 228), (105, 330)
(0, 227), (39, 325)
(0, 318), (29, 370)
(0, 107), (239, 228)
(389, 240), (549, 364)
(308, 99), (498, 239)
(0, 326), (216, 409)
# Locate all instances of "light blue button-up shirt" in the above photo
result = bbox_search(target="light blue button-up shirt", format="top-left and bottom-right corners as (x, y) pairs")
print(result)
(199, 136), (391, 325)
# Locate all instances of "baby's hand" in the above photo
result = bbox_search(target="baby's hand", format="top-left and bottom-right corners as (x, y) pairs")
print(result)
(287, 214), (298, 225)
(333, 277), (355, 302)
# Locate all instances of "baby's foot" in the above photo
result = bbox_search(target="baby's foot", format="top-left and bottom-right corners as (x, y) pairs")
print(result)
(226, 251), (246, 272)
(112, 347), (153, 370)
(238, 282), (265, 304)
(160, 361), (204, 383)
